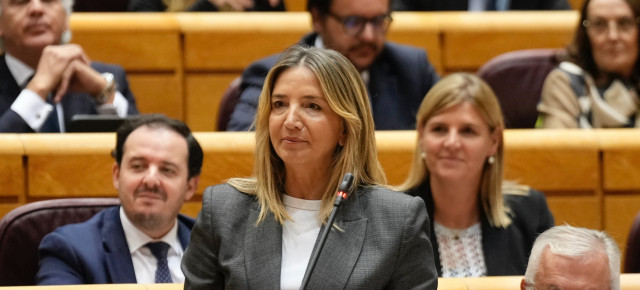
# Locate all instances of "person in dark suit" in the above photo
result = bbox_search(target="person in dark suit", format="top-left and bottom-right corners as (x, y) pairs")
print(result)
(397, 73), (554, 277)
(37, 114), (203, 285)
(392, 0), (570, 11)
(182, 46), (438, 289)
(226, 0), (439, 131)
(0, 0), (138, 133)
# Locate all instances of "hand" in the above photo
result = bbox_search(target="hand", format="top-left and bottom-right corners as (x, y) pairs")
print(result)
(26, 44), (90, 100)
(53, 59), (109, 103)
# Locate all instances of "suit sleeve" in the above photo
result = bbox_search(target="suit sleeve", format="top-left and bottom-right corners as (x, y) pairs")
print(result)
(182, 187), (225, 290)
(0, 108), (34, 132)
(111, 65), (139, 115)
(542, 0), (571, 9)
(36, 231), (87, 285)
(226, 58), (273, 131)
(388, 196), (438, 289)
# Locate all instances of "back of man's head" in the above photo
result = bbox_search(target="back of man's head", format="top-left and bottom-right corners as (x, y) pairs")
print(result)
(112, 114), (203, 179)
(523, 225), (620, 290)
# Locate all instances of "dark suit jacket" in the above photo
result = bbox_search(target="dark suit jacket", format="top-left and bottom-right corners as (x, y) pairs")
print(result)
(392, 0), (570, 10)
(226, 33), (439, 131)
(0, 54), (139, 133)
(408, 181), (554, 276)
(181, 183), (439, 289)
(36, 206), (195, 285)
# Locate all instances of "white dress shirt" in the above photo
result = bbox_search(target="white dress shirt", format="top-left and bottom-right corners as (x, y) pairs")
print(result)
(4, 53), (129, 132)
(119, 207), (185, 283)
(280, 195), (322, 290)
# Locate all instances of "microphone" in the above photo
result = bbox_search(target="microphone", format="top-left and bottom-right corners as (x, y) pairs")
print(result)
(299, 173), (354, 290)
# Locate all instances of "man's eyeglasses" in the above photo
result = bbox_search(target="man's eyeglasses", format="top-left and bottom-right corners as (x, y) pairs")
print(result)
(328, 13), (393, 37)
(583, 16), (640, 35)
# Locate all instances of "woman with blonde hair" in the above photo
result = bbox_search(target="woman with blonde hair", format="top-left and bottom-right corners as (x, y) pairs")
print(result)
(398, 73), (554, 277)
(182, 45), (438, 289)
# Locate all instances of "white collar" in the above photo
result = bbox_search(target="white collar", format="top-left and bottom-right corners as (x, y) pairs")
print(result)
(4, 53), (35, 88)
(119, 207), (183, 255)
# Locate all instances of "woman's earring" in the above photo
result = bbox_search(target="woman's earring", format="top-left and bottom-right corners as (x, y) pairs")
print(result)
(420, 152), (426, 159)
(488, 156), (495, 164)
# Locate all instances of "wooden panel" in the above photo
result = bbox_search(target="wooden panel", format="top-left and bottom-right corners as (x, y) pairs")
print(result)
(185, 73), (240, 132)
(284, 0), (307, 11)
(179, 13), (310, 71)
(503, 129), (599, 192)
(193, 132), (256, 195)
(604, 194), (640, 267)
(70, 13), (181, 71)
(568, 0), (585, 9)
(0, 134), (24, 198)
(128, 73), (183, 120)
(376, 131), (415, 186)
(598, 129), (640, 191)
(547, 195), (601, 229)
(22, 134), (116, 198)
(387, 12), (443, 75)
(439, 11), (578, 72)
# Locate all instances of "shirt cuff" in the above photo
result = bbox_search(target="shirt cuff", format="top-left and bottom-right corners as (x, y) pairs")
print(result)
(96, 91), (129, 117)
(10, 89), (53, 131)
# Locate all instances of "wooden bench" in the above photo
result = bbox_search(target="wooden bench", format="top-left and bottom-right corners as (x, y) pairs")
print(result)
(69, 13), (184, 121)
(67, 11), (580, 130)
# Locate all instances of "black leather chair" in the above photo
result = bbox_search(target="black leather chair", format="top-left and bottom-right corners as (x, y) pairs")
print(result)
(217, 77), (243, 131)
(0, 198), (120, 286)
(625, 211), (640, 273)
(477, 49), (564, 128)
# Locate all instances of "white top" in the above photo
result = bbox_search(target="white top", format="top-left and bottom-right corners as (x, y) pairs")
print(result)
(434, 222), (487, 277)
(5, 53), (129, 132)
(119, 207), (185, 283)
(280, 195), (322, 290)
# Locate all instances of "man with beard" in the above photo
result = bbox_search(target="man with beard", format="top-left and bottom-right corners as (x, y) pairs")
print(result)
(36, 114), (202, 285)
(226, 0), (439, 131)
(0, 0), (138, 133)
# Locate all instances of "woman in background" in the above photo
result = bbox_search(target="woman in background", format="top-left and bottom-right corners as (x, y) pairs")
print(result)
(181, 45), (438, 289)
(538, 0), (640, 128)
(398, 73), (554, 277)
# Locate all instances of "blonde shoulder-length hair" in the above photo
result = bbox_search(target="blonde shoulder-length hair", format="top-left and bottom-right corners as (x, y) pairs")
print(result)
(229, 45), (386, 225)
(397, 73), (513, 228)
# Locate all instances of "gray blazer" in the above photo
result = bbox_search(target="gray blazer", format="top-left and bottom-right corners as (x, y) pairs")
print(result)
(182, 183), (438, 289)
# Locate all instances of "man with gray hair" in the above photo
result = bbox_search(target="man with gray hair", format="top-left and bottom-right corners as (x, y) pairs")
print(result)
(0, 0), (138, 133)
(521, 225), (621, 290)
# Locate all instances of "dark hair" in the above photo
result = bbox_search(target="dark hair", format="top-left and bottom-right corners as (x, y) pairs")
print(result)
(306, 0), (332, 15)
(568, 0), (640, 81)
(306, 0), (391, 15)
(112, 114), (203, 179)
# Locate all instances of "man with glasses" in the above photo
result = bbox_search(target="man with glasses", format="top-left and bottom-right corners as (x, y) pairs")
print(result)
(227, 0), (439, 131)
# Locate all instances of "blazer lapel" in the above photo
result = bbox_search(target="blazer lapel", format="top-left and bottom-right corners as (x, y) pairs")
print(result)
(482, 219), (508, 275)
(245, 207), (282, 289)
(102, 207), (137, 283)
(305, 194), (367, 289)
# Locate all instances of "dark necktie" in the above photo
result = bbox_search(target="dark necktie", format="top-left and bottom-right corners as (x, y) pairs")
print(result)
(40, 97), (60, 133)
(486, 0), (497, 10)
(146, 242), (173, 283)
